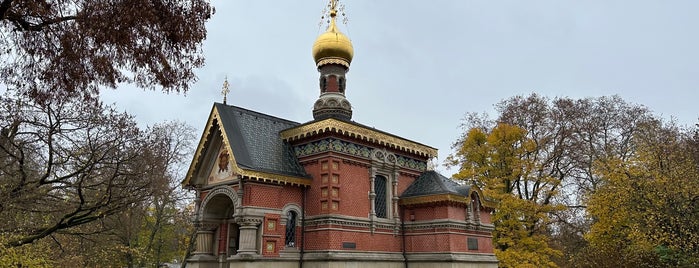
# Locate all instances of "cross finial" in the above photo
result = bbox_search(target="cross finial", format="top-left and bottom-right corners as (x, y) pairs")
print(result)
(221, 76), (230, 105)
(329, 0), (338, 12)
(427, 158), (437, 171)
(320, 0), (348, 29)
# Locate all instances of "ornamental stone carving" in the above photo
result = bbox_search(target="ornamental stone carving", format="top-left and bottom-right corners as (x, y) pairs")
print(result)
(371, 149), (396, 165)
(234, 216), (264, 256)
(234, 216), (263, 226)
(387, 154), (396, 164)
(198, 186), (239, 221)
(313, 93), (353, 121)
(192, 222), (218, 255)
(194, 222), (219, 231)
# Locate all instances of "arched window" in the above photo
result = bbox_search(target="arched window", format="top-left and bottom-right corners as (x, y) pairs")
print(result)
(285, 211), (298, 247)
(374, 175), (388, 218)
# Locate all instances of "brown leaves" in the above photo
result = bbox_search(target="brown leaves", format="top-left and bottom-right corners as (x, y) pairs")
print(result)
(0, 0), (213, 103)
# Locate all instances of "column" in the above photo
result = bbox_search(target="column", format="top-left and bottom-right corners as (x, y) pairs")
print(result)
(235, 217), (262, 256)
(392, 170), (400, 220)
(193, 222), (217, 255)
(369, 167), (377, 218)
(392, 170), (401, 234)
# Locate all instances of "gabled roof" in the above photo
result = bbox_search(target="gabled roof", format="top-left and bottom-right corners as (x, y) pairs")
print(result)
(400, 170), (495, 208)
(183, 103), (310, 187)
(216, 103), (306, 176)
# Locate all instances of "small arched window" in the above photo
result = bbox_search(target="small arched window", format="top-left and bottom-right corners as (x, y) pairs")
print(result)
(470, 193), (481, 224)
(285, 210), (298, 247)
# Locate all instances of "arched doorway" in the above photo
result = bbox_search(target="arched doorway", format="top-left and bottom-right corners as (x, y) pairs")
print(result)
(195, 186), (240, 257)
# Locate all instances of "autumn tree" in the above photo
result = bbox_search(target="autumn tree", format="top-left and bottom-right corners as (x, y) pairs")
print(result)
(40, 122), (197, 267)
(449, 94), (658, 267)
(450, 123), (563, 267)
(0, 93), (196, 266)
(0, 0), (212, 102)
(113, 121), (196, 267)
(581, 120), (699, 267)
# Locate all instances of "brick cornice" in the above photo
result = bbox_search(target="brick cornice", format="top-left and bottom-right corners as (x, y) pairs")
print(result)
(291, 137), (428, 172)
(304, 215), (397, 230)
(403, 219), (495, 232)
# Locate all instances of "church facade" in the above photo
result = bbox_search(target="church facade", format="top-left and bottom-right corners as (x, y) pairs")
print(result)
(182, 2), (498, 268)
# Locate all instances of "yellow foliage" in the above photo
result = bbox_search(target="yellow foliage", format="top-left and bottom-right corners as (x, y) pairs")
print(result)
(584, 125), (699, 266)
(0, 235), (53, 268)
(452, 124), (563, 268)
(494, 195), (562, 268)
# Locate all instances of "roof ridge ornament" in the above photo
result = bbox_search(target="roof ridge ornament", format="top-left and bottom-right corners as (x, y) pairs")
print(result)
(221, 76), (230, 105)
(426, 158), (437, 171)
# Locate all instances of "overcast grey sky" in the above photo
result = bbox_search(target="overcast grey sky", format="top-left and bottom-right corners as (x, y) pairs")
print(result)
(102, 1), (699, 174)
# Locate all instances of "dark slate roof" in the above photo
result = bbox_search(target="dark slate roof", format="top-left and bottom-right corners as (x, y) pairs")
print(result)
(215, 103), (308, 178)
(400, 170), (472, 198)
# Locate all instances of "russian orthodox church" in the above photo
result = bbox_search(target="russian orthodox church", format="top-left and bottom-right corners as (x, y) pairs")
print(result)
(182, 1), (498, 267)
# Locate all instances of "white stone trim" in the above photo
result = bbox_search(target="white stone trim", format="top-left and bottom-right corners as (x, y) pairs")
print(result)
(405, 252), (498, 263)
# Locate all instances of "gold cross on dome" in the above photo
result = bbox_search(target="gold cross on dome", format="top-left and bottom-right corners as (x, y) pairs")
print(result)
(320, 0), (348, 28)
(221, 76), (230, 104)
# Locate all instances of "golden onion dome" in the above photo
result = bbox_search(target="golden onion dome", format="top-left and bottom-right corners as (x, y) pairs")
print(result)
(312, 10), (353, 67)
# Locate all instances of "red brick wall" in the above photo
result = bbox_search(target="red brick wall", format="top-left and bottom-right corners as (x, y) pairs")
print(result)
(479, 208), (492, 224)
(402, 203), (494, 254)
(245, 182), (302, 210)
(409, 205), (454, 221)
(276, 135), (495, 255)
(448, 205), (467, 220)
(335, 161), (370, 217)
(396, 173), (416, 196)
(405, 228), (493, 253)
(405, 232), (454, 252)
(302, 155), (371, 218)
(403, 205), (469, 222)
(304, 228), (401, 252)
(262, 213), (282, 256)
(218, 223), (228, 254)
(302, 161), (322, 216)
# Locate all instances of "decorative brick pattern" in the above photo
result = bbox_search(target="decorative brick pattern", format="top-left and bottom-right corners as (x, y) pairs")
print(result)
(294, 138), (427, 171)
(246, 183), (302, 209)
(262, 213), (283, 257)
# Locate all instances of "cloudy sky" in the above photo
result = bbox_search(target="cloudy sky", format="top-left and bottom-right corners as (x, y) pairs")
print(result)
(102, 1), (699, 175)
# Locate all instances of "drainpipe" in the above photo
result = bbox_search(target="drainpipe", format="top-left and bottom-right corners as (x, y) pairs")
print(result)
(300, 186), (307, 268)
